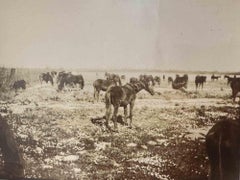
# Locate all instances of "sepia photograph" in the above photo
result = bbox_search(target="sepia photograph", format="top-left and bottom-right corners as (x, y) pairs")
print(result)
(0, 0), (240, 179)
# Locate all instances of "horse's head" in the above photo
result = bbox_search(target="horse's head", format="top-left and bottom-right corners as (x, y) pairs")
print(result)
(140, 80), (154, 95)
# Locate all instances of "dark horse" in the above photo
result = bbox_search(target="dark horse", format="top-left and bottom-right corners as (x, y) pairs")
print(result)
(58, 73), (84, 91)
(154, 76), (161, 85)
(105, 80), (154, 132)
(39, 72), (54, 85)
(224, 75), (240, 85)
(105, 72), (122, 86)
(168, 77), (173, 85)
(206, 118), (240, 180)
(12, 80), (26, 92)
(211, 74), (221, 81)
(139, 74), (155, 86)
(93, 79), (116, 101)
(195, 75), (207, 90)
(230, 78), (240, 102)
(172, 74), (188, 89)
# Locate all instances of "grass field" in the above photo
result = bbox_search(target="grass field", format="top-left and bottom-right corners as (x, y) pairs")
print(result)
(0, 68), (239, 179)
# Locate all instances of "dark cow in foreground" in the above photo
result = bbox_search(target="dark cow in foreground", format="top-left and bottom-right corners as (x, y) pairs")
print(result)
(154, 76), (161, 85)
(172, 74), (188, 89)
(93, 79), (116, 101)
(39, 72), (54, 85)
(139, 74), (155, 86)
(206, 119), (240, 180)
(105, 80), (154, 132)
(211, 74), (221, 81)
(12, 80), (26, 92)
(105, 72), (122, 86)
(195, 75), (207, 90)
(58, 73), (84, 91)
(168, 77), (173, 85)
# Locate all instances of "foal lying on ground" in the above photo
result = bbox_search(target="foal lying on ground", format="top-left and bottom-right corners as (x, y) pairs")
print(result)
(105, 80), (154, 132)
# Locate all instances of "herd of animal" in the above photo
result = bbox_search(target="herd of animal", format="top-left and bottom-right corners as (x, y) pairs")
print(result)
(9, 71), (240, 179)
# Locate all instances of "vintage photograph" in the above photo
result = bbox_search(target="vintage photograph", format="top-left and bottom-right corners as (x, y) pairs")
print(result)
(0, 0), (240, 179)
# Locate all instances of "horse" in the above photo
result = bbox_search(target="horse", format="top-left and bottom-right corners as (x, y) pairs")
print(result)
(211, 74), (221, 81)
(139, 74), (155, 86)
(105, 72), (122, 86)
(39, 72), (54, 85)
(154, 76), (161, 85)
(105, 80), (154, 132)
(93, 79), (116, 101)
(195, 75), (207, 90)
(224, 75), (240, 85)
(172, 74), (188, 89)
(58, 73), (84, 91)
(168, 77), (173, 85)
(230, 78), (240, 102)
(129, 77), (138, 84)
(12, 80), (26, 92)
(206, 118), (240, 180)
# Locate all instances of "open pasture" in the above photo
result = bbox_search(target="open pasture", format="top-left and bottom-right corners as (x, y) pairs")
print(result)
(0, 69), (239, 179)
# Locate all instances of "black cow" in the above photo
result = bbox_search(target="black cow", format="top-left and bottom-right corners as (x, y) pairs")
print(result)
(12, 80), (26, 92)
(206, 119), (240, 180)
(172, 74), (188, 89)
(195, 75), (207, 90)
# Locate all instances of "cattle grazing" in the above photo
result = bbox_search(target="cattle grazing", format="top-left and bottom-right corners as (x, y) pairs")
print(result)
(172, 74), (188, 89)
(58, 73), (84, 91)
(12, 80), (26, 92)
(105, 72), (122, 86)
(195, 75), (207, 90)
(154, 76), (161, 85)
(39, 72), (54, 85)
(168, 77), (173, 85)
(211, 74), (221, 81)
(139, 74), (155, 86)
(93, 79), (116, 101)
(206, 119), (240, 180)
(105, 80), (154, 132)
(230, 78), (240, 102)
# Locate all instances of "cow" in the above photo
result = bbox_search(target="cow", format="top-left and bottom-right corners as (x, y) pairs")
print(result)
(39, 72), (54, 85)
(93, 79), (116, 101)
(195, 75), (207, 90)
(206, 119), (240, 180)
(105, 80), (154, 132)
(12, 80), (26, 92)
(211, 74), (221, 81)
(172, 74), (188, 89)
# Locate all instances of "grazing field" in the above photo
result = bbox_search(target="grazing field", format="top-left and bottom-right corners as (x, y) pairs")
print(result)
(0, 69), (239, 179)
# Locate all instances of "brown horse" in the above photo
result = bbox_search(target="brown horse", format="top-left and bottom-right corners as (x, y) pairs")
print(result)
(105, 80), (154, 132)
(206, 118), (240, 180)
(93, 79), (116, 101)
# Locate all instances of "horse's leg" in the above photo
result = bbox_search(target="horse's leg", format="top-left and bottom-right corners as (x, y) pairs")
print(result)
(105, 103), (112, 130)
(124, 105), (128, 126)
(129, 101), (135, 129)
(97, 90), (100, 102)
(112, 105), (119, 132)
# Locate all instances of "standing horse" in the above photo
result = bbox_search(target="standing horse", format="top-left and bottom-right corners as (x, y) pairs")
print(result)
(195, 75), (207, 90)
(230, 78), (240, 102)
(58, 73), (84, 91)
(93, 79), (116, 101)
(139, 74), (155, 86)
(211, 74), (221, 81)
(172, 74), (188, 89)
(206, 119), (240, 180)
(39, 72), (54, 85)
(105, 80), (154, 132)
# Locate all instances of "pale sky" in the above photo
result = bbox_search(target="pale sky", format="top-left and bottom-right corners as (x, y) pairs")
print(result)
(0, 0), (240, 71)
